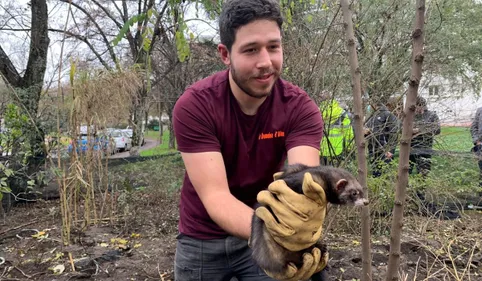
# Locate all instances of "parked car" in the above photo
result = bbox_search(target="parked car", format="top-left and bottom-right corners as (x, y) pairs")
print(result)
(121, 128), (145, 146)
(67, 133), (112, 155)
(110, 129), (132, 152)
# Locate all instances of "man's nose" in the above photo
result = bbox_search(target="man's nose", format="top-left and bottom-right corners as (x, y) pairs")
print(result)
(256, 48), (272, 69)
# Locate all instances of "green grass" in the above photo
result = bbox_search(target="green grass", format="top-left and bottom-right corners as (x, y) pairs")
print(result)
(108, 153), (185, 194)
(141, 130), (177, 156)
(144, 129), (164, 139)
(434, 126), (473, 152)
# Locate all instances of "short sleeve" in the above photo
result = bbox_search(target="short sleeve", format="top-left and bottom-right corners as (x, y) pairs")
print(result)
(172, 89), (221, 153)
(285, 92), (324, 151)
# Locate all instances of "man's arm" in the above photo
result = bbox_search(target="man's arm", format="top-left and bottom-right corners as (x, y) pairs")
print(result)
(287, 145), (320, 166)
(180, 146), (320, 241)
(180, 151), (254, 240)
(430, 112), (441, 136)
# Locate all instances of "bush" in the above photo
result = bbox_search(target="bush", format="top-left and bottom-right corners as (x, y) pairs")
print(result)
(147, 119), (159, 130)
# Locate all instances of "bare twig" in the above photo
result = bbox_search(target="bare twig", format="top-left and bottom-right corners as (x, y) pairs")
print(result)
(68, 252), (76, 272)
(13, 266), (31, 279)
(0, 219), (39, 236)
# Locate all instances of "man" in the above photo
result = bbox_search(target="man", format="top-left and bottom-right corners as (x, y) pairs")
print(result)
(319, 92), (354, 166)
(469, 106), (482, 196)
(409, 96), (441, 177)
(364, 100), (400, 177)
(172, 0), (328, 280)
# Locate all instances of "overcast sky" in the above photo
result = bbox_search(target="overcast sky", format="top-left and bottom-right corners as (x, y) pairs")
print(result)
(0, 0), (218, 88)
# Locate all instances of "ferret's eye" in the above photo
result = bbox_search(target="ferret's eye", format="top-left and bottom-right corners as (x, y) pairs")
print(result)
(352, 190), (359, 196)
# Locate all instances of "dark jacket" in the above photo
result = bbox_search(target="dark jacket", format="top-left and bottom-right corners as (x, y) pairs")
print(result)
(411, 109), (441, 153)
(365, 105), (400, 155)
(470, 107), (482, 144)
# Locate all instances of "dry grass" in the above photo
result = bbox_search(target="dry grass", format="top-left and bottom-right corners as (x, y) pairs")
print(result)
(57, 67), (144, 245)
(71, 68), (143, 125)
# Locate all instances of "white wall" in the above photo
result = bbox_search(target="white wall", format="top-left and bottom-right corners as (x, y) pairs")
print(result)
(418, 76), (482, 126)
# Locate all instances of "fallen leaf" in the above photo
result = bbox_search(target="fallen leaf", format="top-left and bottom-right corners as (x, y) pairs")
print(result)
(134, 243), (142, 248)
(32, 231), (46, 238)
(110, 238), (128, 245)
(100, 243), (109, 247)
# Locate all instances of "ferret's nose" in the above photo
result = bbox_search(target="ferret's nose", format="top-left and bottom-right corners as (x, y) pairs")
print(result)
(363, 199), (369, 205)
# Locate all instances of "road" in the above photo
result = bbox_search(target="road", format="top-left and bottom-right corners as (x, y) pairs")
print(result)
(109, 138), (159, 159)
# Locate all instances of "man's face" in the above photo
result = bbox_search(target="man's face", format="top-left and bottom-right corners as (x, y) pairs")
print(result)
(415, 105), (425, 114)
(218, 19), (283, 99)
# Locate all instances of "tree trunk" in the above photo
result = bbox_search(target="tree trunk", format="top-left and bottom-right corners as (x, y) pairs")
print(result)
(0, 0), (49, 208)
(158, 100), (163, 144)
(385, 1), (426, 280)
(340, 1), (372, 281)
(166, 105), (175, 150)
(7, 0), (49, 164)
(131, 86), (148, 148)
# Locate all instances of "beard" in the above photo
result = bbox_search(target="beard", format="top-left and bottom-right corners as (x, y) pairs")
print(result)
(230, 64), (280, 99)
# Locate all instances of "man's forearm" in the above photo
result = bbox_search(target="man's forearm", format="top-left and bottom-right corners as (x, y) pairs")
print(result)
(203, 192), (254, 240)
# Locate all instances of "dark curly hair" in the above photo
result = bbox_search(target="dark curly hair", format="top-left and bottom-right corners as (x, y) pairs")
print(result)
(416, 96), (427, 107)
(218, 0), (283, 51)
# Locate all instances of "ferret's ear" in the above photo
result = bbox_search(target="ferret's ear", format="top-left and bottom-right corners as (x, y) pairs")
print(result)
(336, 179), (348, 191)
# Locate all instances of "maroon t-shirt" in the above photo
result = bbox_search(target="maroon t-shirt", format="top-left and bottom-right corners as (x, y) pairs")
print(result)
(172, 70), (323, 239)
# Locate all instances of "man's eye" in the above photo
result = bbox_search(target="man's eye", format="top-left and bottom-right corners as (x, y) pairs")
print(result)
(245, 48), (256, 53)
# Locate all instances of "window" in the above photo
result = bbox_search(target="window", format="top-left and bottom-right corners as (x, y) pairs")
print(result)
(428, 85), (440, 96)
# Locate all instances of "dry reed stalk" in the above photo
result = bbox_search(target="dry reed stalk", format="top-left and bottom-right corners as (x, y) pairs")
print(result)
(59, 67), (143, 244)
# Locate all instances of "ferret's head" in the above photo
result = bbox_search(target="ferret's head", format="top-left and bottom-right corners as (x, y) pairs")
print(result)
(315, 167), (369, 206)
(335, 178), (369, 206)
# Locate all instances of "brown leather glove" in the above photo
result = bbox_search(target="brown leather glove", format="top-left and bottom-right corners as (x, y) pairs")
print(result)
(255, 171), (328, 252)
(264, 247), (329, 281)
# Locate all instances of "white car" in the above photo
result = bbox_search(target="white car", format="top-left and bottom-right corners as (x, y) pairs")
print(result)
(121, 128), (145, 146)
(110, 130), (132, 152)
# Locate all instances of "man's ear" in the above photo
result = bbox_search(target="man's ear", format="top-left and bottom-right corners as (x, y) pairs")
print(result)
(218, 44), (231, 66)
(335, 179), (348, 191)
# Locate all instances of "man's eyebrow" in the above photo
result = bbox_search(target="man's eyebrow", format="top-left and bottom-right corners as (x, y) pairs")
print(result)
(239, 39), (281, 49)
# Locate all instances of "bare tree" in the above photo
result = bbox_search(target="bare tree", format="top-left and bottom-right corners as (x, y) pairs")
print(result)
(385, 1), (426, 280)
(340, 1), (372, 281)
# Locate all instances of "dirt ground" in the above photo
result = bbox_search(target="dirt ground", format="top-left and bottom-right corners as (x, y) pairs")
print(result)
(1, 194), (481, 281)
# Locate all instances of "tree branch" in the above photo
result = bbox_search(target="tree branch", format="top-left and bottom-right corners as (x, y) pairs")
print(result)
(0, 45), (22, 87)
(305, 4), (341, 86)
(148, 1), (169, 55)
(122, 0), (137, 59)
(58, 0), (118, 68)
(91, 0), (124, 30)
(110, 0), (124, 20)
(48, 28), (112, 70)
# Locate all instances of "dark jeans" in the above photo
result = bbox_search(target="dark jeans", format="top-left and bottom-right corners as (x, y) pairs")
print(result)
(174, 233), (275, 281)
(409, 153), (432, 176)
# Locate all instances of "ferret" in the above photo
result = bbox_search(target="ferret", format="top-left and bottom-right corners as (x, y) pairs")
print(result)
(250, 163), (369, 281)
